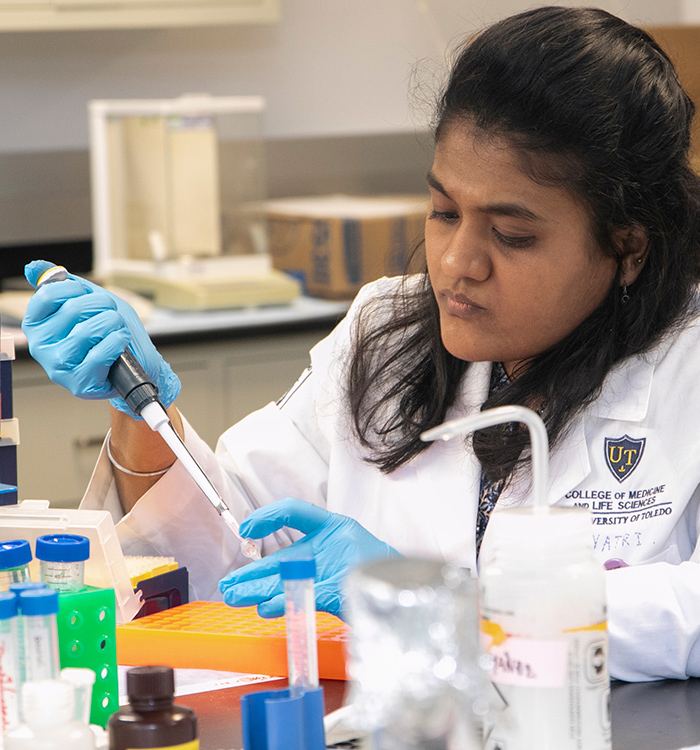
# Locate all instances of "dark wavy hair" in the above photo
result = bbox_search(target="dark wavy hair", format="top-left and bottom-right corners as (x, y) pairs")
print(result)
(348, 6), (700, 482)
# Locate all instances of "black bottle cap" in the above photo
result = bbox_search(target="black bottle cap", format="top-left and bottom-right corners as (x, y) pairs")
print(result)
(126, 666), (175, 702)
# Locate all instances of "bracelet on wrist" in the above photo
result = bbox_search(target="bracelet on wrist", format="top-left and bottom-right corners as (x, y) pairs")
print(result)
(105, 428), (174, 478)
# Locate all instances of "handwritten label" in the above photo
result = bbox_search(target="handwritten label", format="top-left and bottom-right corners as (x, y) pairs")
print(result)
(486, 636), (568, 688)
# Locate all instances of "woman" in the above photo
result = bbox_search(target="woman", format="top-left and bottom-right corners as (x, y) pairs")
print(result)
(22, 6), (700, 682)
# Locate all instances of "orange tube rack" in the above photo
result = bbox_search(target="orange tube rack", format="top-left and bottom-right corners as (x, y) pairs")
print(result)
(116, 601), (349, 680)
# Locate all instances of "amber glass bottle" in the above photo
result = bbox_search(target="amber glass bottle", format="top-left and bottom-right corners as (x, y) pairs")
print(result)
(108, 666), (198, 749)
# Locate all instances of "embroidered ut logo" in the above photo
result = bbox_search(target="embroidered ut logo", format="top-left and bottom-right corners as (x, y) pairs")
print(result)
(604, 435), (646, 483)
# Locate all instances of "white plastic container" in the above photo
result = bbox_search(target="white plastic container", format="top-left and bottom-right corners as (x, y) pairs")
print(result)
(3, 680), (95, 749)
(0, 500), (142, 624)
(479, 507), (611, 750)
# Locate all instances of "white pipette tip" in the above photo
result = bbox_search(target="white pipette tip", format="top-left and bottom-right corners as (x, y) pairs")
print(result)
(140, 401), (263, 561)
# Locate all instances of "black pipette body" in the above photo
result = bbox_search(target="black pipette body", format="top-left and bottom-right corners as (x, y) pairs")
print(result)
(108, 349), (160, 417)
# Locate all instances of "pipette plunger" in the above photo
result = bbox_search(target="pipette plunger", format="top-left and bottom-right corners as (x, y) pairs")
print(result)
(34, 266), (261, 561)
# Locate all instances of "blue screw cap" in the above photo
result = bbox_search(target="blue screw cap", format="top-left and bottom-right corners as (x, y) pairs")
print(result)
(9, 582), (47, 596)
(241, 686), (325, 750)
(280, 559), (316, 581)
(0, 591), (18, 620)
(18, 588), (59, 616)
(0, 540), (32, 571)
(36, 534), (90, 563)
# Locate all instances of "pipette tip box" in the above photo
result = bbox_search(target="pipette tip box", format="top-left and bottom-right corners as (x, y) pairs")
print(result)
(0, 482), (17, 506)
(116, 601), (349, 680)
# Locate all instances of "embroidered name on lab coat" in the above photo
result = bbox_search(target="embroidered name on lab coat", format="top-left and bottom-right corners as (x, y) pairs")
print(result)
(604, 435), (646, 482)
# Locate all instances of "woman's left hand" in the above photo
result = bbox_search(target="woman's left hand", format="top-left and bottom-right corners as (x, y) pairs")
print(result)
(218, 497), (401, 620)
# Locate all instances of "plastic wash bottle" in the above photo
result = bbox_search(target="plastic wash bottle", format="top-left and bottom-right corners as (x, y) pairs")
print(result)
(107, 666), (198, 750)
(3, 679), (96, 749)
(479, 506), (611, 750)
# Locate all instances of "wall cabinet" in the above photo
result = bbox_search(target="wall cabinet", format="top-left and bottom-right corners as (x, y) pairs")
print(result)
(12, 327), (327, 507)
(0, 0), (279, 31)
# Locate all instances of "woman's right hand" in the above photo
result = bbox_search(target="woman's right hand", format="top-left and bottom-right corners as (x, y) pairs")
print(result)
(22, 259), (180, 417)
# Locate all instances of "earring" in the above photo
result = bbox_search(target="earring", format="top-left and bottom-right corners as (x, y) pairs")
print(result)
(621, 286), (630, 304)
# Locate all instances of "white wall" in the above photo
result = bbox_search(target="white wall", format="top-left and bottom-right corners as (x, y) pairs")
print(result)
(0, 0), (684, 247)
(0, 0), (683, 154)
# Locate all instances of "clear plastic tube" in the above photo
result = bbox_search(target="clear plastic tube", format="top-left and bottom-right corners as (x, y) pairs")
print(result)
(18, 589), (60, 683)
(280, 559), (318, 696)
(0, 540), (33, 593)
(37, 534), (90, 593)
(40, 559), (85, 591)
(0, 592), (21, 734)
(0, 565), (31, 593)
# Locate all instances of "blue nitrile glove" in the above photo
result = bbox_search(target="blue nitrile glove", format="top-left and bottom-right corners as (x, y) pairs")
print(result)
(22, 260), (180, 417)
(218, 497), (401, 620)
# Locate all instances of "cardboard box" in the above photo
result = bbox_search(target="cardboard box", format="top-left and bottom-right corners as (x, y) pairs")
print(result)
(259, 194), (427, 299)
(646, 26), (700, 166)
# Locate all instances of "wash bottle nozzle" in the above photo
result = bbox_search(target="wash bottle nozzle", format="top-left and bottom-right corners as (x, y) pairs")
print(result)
(421, 404), (550, 510)
(32, 264), (261, 561)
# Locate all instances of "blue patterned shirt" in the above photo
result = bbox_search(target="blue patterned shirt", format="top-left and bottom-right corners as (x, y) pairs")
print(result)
(475, 362), (510, 557)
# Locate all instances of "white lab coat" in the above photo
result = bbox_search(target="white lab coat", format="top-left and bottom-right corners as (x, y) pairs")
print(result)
(80, 276), (700, 683)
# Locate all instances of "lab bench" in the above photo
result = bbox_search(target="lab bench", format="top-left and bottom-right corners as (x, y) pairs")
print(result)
(8, 296), (348, 508)
(175, 676), (700, 750)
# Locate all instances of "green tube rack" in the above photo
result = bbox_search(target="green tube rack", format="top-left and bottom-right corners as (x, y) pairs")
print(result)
(57, 585), (119, 727)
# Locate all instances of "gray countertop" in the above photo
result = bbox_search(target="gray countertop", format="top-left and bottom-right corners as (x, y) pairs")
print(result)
(4, 294), (350, 353)
(611, 677), (700, 750)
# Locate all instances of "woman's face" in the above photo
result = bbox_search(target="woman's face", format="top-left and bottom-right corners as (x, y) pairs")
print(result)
(425, 124), (618, 375)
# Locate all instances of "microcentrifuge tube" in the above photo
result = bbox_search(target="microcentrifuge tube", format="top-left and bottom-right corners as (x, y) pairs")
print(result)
(220, 509), (261, 561)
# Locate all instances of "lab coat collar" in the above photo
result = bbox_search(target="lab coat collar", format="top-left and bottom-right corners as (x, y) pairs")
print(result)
(587, 349), (657, 422)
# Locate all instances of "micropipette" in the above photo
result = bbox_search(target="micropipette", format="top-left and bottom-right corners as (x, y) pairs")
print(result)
(33, 265), (261, 561)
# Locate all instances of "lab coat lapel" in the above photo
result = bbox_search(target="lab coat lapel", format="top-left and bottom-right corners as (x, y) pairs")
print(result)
(423, 360), (491, 569)
(547, 416), (591, 506)
(494, 417), (592, 511)
(498, 351), (657, 508)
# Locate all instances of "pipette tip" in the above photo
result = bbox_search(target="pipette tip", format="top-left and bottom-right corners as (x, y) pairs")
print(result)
(221, 509), (262, 560)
